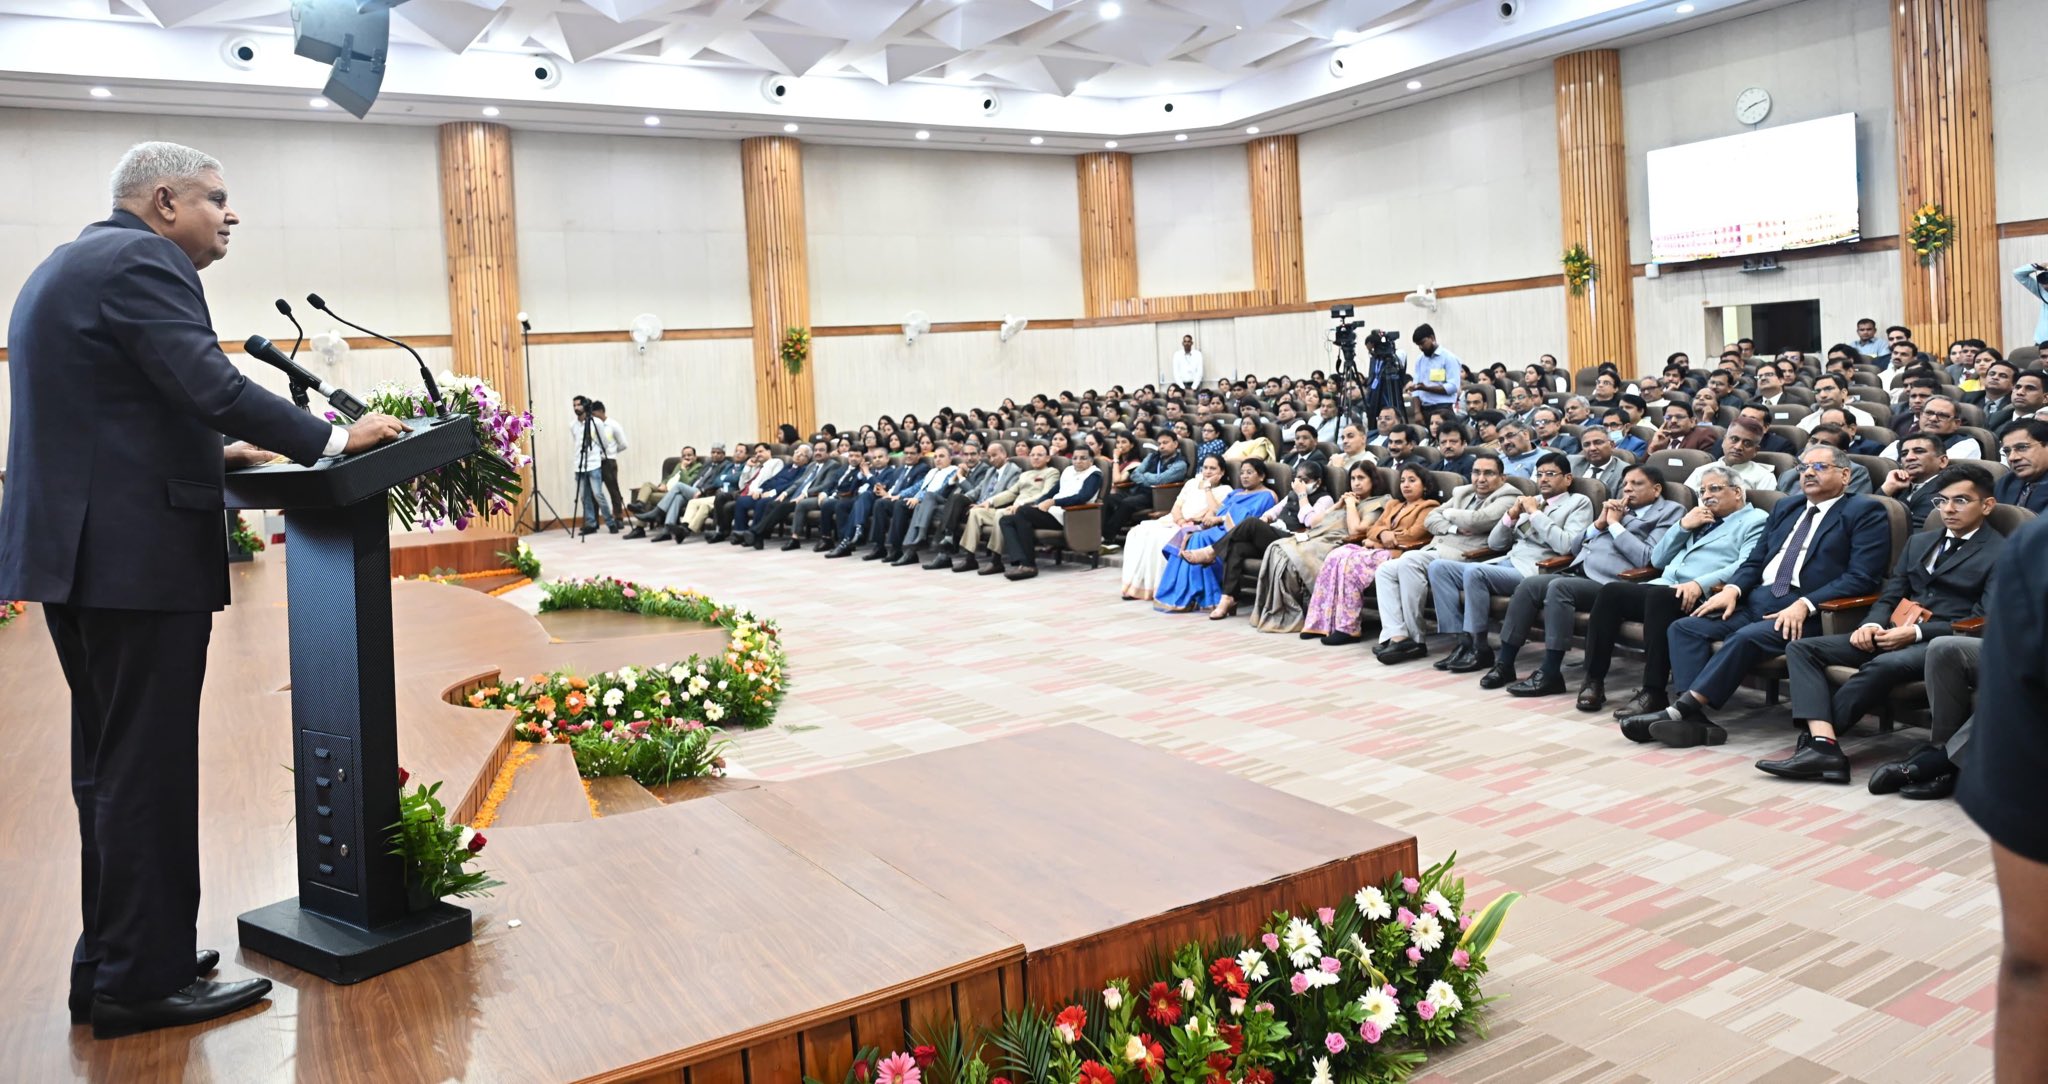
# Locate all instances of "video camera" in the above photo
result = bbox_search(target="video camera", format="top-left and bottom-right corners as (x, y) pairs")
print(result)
(1329, 304), (1402, 366)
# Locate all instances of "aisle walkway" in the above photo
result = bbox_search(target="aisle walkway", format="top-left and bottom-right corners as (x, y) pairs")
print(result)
(512, 532), (1999, 1084)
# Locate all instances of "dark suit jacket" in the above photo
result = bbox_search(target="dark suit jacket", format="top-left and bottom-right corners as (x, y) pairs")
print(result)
(1728, 493), (1890, 609)
(1894, 476), (1942, 531)
(1995, 471), (2048, 514)
(1866, 527), (2004, 640)
(0, 211), (332, 612)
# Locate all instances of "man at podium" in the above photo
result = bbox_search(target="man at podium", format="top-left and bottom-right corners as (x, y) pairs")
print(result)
(0, 142), (406, 1038)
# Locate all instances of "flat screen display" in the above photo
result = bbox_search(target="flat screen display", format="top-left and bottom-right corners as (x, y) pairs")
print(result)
(1646, 112), (1860, 263)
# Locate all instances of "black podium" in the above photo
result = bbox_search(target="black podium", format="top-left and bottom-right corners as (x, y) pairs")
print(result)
(225, 415), (482, 984)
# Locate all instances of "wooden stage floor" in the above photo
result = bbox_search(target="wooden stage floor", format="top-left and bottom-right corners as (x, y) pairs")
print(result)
(0, 552), (1414, 1083)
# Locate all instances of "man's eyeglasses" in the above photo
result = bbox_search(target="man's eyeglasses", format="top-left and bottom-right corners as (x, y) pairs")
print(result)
(1795, 462), (1846, 475)
(1921, 410), (1957, 420)
(1930, 495), (1980, 509)
(2002, 442), (2039, 458)
(1533, 469), (1566, 480)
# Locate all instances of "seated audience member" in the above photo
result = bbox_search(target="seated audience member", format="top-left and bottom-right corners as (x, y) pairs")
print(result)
(955, 443), (1059, 574)
(1436, 425), (1476, 480)
(829, 447), (907, 555)
(679, 442), (757, 539)
(1603, 409), (1647, 457)
(1798, 374), (1875, 432)
(2000, 368), (2048, 430)
(1302, 465), (1441, 645)
(1530, 407), (1580, 454)
(855, 450), (931, 560)
(1736, 405), (1796, 455)
(1101, 431), (1190, 547)
(1865, 632), (1981, 799)
(1750, 364), (1792, 410)
(1196, 421), (1227, 463)
(1777, 423), (1875, 495)
(1760, 464), (2003, 783)
(629, 445), (709, 540)
(1890, 376), (1942, 437)
(1587, 372), (1623, 414)
(1224, 416), (1276, 463)
(1489, 465), (1683, 696)
(1425, 453), (1595, 673)
(1506, 385), (1541, 427)
(1366, 408), (1403, 447)
(1882, 395), (1979, 461)
(710, 445), (786, 542)
(1250, 463), (1388, 634)
(1374, 455), (1518, 663)
(880, 446), (962, 565)
(1705, 370), (1748, 412)
(1211, 466), (1333, 618)
(996, 447), (1101, 581)
(1684, 420), (1776, 492)
(1621, 446), (1891, 749)
(1578, 466), (1768, 714)
(1154, 461), (1278, 612)
(1496, 421), (1543, 478)
(1878, 434), (1952, 530)
(1649, 401), (1723, 458)
(1468, 410), (1505, 447)
(1460, 387), (1494, 426)
(1568, 426), (1626, 494)
(1121, 454), (1231, 601)
(1280, 424), (1327, 472)
(761, 446), (852, 550)
(1382, 424), (1424, 466)
(1313, 400), (1345, 443)
(921, 440), (1016, 562)
(1970, 358), (2018, 429)
(1330, 424), (1371, 471)
(732, 444), (815, 543)
(1997, 418), (2048, 514)
(818, 447), (887, 551)
(1562, 396), (1595, 426)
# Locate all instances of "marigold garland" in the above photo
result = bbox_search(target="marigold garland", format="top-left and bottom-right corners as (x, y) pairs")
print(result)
(1907, 202), (1954, 265)
(1561, 243), (1598, 296)
(470, 744), (539, 831)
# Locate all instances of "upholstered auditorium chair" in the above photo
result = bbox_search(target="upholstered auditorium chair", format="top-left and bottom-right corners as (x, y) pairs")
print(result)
(1647, 449), (1712, 485)
(1768, 404), (1811, 427)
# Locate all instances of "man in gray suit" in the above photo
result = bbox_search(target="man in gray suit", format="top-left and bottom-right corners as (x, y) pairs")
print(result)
(1567, 427), (1626, 495)
(1760, 464), (2005, 784)
(1427, 451), (1596, 673)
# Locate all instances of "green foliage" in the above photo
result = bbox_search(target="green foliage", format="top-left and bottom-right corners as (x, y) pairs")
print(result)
(388, 777), (503, 901)
(497, 541), (542, 579)
(350, 375), (531, 531)
(228, 513), (266, 553)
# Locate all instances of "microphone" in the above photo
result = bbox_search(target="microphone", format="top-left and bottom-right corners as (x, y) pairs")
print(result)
(245, 335), (367, 423)
(518, 311), (531, 333)
(306, 293), (446, 418)
(274, 298), (305, 361)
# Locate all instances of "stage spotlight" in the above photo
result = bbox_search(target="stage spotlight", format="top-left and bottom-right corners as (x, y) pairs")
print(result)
(290, 0), (391, 119)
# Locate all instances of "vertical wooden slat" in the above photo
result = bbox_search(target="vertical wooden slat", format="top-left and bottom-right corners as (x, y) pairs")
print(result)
(745, 1035), (804, 1084)
(1076, 151), (1138, 318)
(741, 136), (817, 439)
(1892, 0), (1999, 350)
(1553, 51), (1636, 374)
(1246, 135), (1306, 305)
(800, 1017), (856, 1083)
(437, 121), (525, 532)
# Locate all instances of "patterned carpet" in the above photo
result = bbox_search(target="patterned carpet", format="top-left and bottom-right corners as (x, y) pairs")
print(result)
(511, 530), (1999, 1083)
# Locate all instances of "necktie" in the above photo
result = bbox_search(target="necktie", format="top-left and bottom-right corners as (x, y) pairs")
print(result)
(2023, 481), (2037, 508)
(1769, 506), (1818, 597)
(1933, 534), (1958, 566)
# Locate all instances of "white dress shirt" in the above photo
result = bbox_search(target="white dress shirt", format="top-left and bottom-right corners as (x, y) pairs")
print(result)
(1758, 494), (1844, 594)
(1798, 405), (1875, 431)
(1171, 349), (1205, 387)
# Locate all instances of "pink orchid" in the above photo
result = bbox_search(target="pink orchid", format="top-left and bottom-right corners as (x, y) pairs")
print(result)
(1460, 914), (1473, 930)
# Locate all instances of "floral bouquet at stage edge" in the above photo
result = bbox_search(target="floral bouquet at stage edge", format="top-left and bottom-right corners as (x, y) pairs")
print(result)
(389, 768), (503, 909)
(342, 373), (533, 532)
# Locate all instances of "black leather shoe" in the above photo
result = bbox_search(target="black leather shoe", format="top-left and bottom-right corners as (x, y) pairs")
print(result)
(1900, 772), (1958, 800)
(1507, 671), (1567, 698)
(922, 552), (952, 570)
(812, 538), (832, 552)
(826, 542), (855, 558)
(861, 547), (888, 561)
(623, 525), (647, 540)
(1612, 688), (1667, 720)
(1756, 742), (1850, 783)
(978, 556), (1006, 576)
(781, 537), (804, 551)
(69, 950), (221, 1024)
(648, 528), (672, 542)
(1477, 662), (1517, 690)
(752, 533), (766, 550)
(952, 554), (980, 573)
(891, 550), (920, 567)
(1648, 711), (1726, 748)
(1004, 565), (1039, 581)
(1320, 631), (1361, 647)
(1378, 640), (1428, 665)
(1444, 640), (1491, 674)
(1371, 639), (1394, 657)
(1575, 681), (1606, 712)
(90, 976), (272, 1039)
(1433, 635), (1470, 671)
(1618, 712), (1662, 743)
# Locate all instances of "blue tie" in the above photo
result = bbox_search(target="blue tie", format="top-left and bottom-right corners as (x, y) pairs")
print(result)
(1769, 506), (1818, 598)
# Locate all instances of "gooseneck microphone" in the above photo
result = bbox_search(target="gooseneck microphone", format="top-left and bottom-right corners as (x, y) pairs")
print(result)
(306, 293), (446, 418)
(274, 298), (305, 361)
(245, 335), (368, 422)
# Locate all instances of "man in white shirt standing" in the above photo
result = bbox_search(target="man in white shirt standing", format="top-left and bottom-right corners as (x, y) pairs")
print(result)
(572, 396), (620, 535)
(590, 400), (629, 520)
(1170, 334), (1205, 388)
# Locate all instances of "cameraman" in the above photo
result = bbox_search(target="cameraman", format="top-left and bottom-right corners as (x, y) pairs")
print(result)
(2018, 263), (2048, 351)
(1409, 322), (1461, 416)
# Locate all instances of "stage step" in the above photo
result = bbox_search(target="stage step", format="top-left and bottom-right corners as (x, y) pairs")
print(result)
(486, 744), (592, 827)
(649, 776), (764, 804)
(586, 776), (665, 817)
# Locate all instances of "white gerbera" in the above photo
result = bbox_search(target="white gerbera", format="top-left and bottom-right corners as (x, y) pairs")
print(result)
(1358, 987), (1399, 1028)
(669, 665), (689, 682)
(704, 703), (725, 722)
(1426, 980), (1462, 1017)
(1300, 968), (1338, 990)
(1236, 948), (1270, 983)
(1411, 912), (1445, 953)
(1426, 889), (1457, 923)
(1283, 916), (1324, 968)
(1355, 885), (1392, 921)
(602, 687), (625, 707)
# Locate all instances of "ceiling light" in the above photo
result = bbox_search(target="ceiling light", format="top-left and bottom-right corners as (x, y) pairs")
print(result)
(1406, 80), (1422, 90)
(915, 129), (931, 140)
(1099, 1), (1122, 17)
(481, 106), (500, 117)
(309, 97), (328, 109)
(1104, 140), (1118, 148)
(1029, 136), (1044, 145)
(1174, 133), (1188, 141)
(88, 86), (111, 98)
(1675, 2), (1695, 10)
(1245, 126), (1260, 134)
(643, 115), (661, 126)
(783, 122), (799, 132)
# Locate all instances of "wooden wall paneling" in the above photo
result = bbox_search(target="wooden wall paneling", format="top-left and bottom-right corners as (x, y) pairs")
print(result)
(800, 1018), (857, 1083)
(1892, 0), (2001, 349)
(952, 969), (1005, 1036)
(744, 1034), (804, 1083)
(851, 1001), (906, 1058)
(1553, 50), (1637, 371)
(1247, 135), (1307, 304)
(742, 136), (818, 439)
(1076, 152), (1139, 318)
(686, 1050), (746, 1084)
(904, 982), (955, 1041)
(437, 121), (526, 532)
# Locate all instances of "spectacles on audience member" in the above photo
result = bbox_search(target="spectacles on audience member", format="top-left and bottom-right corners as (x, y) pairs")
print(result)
(2003, 441), (2038, 458)
(1795, 462), (1845, 474)
(1921, 409), (1956, 420)
(1930, 495), (1980, 509)
(1533, 469), (1565, 479)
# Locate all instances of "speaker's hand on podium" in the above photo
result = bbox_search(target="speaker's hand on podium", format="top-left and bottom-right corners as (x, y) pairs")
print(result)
(224, 441), (281, 469)
(343, 413), (409, 455)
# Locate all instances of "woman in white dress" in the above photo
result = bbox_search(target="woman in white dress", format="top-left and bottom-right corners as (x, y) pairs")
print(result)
(1119, 454), (1230, 601)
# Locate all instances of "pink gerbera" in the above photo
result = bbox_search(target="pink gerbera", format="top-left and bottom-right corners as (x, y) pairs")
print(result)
(874, 1052), (920, 1084)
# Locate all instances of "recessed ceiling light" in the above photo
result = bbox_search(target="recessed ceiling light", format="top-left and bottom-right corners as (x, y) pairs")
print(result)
(1029, 136), (1044, 145)
(309, 97), (328, 109)
(1406, 80), (1422, 90)
(1174, 133), (1188, 141)
(88, 86), (111, 98)
(1104, 140), (1118, 148)
(1675, 2), (1695, 11)
(643, 115), (661, 126)
(1099, 1), (1122, 17)
(1245, 126), (1260, 134)
(915, 129), (931, 140)
(783, 122), (799, 132)
(481, 106), (500, 117)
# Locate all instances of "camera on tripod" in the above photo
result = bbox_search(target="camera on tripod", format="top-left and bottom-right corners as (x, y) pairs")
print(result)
(1329, 304), (1401, 365)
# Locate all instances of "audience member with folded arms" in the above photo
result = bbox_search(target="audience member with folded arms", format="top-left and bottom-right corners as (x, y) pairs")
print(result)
(1303, 465), (1441, 646)
(1374, 454), (1518, 663)
(1154, 460), (1277, 613)
(1425, 452), (1594, 674)
(1250, 463), (1388, 634)
(925, 441), (1017, 565)
(1120, 454), (1230, 602)
(818, 447), (885, 552)
(996, 447), (1101, 581)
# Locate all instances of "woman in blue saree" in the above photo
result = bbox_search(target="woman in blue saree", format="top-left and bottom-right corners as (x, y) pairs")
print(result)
(1154, 459), (1278, 613)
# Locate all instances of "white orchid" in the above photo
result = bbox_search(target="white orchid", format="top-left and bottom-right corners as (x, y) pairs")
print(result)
(1101, 984), (1122, 1011)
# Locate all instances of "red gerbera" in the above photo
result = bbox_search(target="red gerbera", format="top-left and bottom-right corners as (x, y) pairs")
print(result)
(1241, 1068), (1275, 1084)
(1054, 1004), (1087, 1043)
(1205, 1052), (1235, 1080)
(1078, 1061), (1116, 1084)
(1209, 956), (1249, 998)
(1142, 981), (1184, 1027)
(1134, 1036), (1166, 1081)
(1217, 1023), (1244, 1056)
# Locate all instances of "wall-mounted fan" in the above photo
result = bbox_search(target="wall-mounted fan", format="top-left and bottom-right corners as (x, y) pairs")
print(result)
(630, 313), (663, 352)
(1404, 286), (1438, 312)
(311, 329), (350, 367)
(903, 310), (931, 346)
(999, 314), (1029, 343)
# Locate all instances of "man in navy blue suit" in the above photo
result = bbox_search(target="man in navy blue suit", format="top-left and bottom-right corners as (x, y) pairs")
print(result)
(1620, 444), (1891, 749)
(0, 143), (405, 1038)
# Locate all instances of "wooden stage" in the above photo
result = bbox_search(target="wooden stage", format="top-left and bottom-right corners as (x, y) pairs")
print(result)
(0, 553), (1415, 1083)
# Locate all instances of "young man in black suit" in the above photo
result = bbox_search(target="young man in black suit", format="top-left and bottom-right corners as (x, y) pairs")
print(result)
(0, 142), (406, 1037)
(1621, 445), (1891, 748)
(1760, 465), (2004, 783)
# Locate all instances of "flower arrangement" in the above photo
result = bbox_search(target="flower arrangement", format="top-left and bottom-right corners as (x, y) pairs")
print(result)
(805, 856), (1517, 1084)
(498, 541), (542, 580)
(0, 601), (24, 629)
(228, 513), (266, 554)
(781, 326), (811, 376)
(1561, 243), (1598, 296)
(343, 373), (533, 532)
(389, 768), (503, 905)
(1908, 203), (1954, 265)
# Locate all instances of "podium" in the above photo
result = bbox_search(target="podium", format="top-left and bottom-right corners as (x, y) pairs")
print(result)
(224, 415), (482, 984)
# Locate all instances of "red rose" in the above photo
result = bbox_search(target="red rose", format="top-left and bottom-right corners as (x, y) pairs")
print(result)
(1143, 981), (1183, 1027)
(1210, 956), (1249, 998)
(467, 832), (487, 853)
(1218, 1023), (1244, 1056)
(397, 767), (411, 786)
(912, 1045), (936, 1068)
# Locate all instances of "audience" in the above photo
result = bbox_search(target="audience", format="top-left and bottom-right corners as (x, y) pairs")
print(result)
(1121, 454), (1230, 602)
(954, 443), (1058, 574)
(1210, 462), (1332, 619)
(1996, 419), (2048, 514)
(1374, 454), (1517, 663)
(1304, 464), (1441, 645)
(996, 447), (1101, 581)
(1878, 434), (1951, 530)
(1427, 452), (1594, 674)
(1250, 463), (1389, 634)
(1154, 461), (1277, 613)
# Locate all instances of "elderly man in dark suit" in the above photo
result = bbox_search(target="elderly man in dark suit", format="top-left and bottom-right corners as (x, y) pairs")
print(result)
(1760, 464), (2005, 783)
(1621, 444), (1891, 748)
(0, 142), (405, 1038)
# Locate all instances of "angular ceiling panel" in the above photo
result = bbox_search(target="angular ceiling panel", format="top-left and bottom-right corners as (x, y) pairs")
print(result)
(553, 11), (667, 61)
(1286, 0), (1407, 38)
(762, 0), (918, 44)
(1195, 28), (1306, 69)
(1068, 16), (1201, 68)
(923, 0), (1056, 51)
(393, 0), (500, 53)
(850, 41), (960, 85)
(746, 28), (846, 74)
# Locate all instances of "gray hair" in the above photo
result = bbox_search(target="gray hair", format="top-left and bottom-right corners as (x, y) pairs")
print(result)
(110, 141), (222, 205)
(1694, 464), (1742, 491)
(1567, 395), (1590, 409)
(1803, 443), (1849, 470)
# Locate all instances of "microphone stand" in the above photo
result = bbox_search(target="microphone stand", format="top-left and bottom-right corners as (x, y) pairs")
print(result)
(517, 319), (572, 539)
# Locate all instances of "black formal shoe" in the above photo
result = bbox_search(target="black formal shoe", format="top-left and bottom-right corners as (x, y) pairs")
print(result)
(1508, 671), (1567, 698)
(578, 527), (597, 537)
(648, 528), (672, 543)
(1575, 681), (1606, 713)
(1618, 712), (1661, 743)
(861, 547), (888, 561)
(752, 533), (766, 550)
(1444, 639), (1492, 674)
(1900, 772), (1958, 800)
(701, 530), (722, 544)
(1648, 707), (1725, 748)
(623, 525), (647, 540)
(1371, 638), (1395, 657)
(672, 528), (689, 544)
(90, 976), (272, 1039)
(1378, 640), (1428, 665)
(891, 550), (920, 567)
(1004, 565), (1039, 581)
(885, 547), (903, 563)
(607, 524), (621, 534)
(69, 951), (221, 1025)
(813, 538), (832, 552)
(827, 542), (855, 558)
(782, 538), (805, 552)
(1756, 742), (1850, 783)
(1477, 662), (1517, 690)
(1433, 635), (1469, 671)
(1321, 631), (1360, 646)
(728, 532), (746, 545)
(1611, 688), (1667, 720)
(1301, 632), (1323, 641)
(978, 556), (1006, 576)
